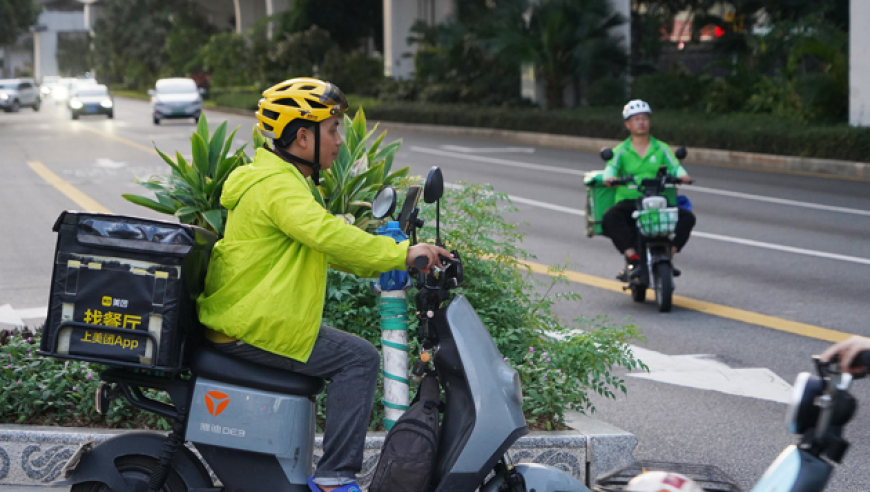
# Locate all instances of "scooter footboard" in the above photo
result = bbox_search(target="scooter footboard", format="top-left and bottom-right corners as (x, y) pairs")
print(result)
(515, 463), (591, 492)
(58, 431), (215, 492)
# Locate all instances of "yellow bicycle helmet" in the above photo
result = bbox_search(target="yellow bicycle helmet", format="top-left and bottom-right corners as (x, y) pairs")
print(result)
(255, 77), (349, 185)
(256, 77), (349, 144)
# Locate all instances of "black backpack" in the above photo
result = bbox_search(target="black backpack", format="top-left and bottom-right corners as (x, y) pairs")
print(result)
(369, 371), (441, 492)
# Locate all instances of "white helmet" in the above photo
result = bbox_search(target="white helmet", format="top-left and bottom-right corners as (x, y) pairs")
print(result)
(623, 99), (651, 120)
(626, 471), (704, 492)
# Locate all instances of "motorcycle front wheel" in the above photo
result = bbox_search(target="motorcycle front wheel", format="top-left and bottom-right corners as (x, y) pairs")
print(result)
(71, 455), (188, 492)
(654, 263), (674, 312)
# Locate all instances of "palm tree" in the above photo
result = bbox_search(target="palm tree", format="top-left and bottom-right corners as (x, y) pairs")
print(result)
(485, 0), (627, 108)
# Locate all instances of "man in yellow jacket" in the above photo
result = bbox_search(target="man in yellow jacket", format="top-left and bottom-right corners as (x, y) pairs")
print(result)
(198, 78), (450, 492)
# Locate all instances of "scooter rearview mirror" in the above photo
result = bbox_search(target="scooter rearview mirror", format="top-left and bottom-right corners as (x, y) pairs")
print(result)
(371, 186), (397, 220)
(600, 148), (613, 161)
(675, 147), (687, 160)
(423, 167), (444, 204)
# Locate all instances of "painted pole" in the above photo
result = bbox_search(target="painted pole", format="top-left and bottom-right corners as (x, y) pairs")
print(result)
(375, 221), (410, 430)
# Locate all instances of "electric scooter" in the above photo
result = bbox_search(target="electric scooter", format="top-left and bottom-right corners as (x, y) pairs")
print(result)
(54, 167), (590, 492)
(750, 351), (870, 492)
(594, 352), (870, 492)
(598, 147), (691, 312)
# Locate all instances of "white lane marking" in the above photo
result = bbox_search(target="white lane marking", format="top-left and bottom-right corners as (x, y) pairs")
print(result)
(688, 185), (870, 217)
(691, 232), (870, 265)
(444, 182), (870, 266)
(412, 146), (586, 176)
(0, 305), (47, 328)
(0, 305), (24, 327)
(441, 145), (536, 154)
(95, 158), (126, 169)
(627, 346), (793, 404)
(413, 146), (870, 217)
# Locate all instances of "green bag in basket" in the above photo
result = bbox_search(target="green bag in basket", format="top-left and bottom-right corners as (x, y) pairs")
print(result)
(635, 208), (679, 237)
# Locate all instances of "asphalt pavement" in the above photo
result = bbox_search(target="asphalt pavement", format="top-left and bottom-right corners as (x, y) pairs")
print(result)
(1, 97), (869, 491)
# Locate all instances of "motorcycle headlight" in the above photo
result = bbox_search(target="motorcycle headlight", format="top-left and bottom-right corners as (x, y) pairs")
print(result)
(70, 99), (83, 109)
(100, 99), (113, 108)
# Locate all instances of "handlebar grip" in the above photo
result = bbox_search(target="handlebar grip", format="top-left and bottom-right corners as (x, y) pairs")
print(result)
(414, 256), (428, 270)
(856, 351), (870, 370)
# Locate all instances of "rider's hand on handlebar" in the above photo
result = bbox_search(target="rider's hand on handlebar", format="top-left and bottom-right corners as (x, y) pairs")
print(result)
(407, 244), (453, 274)
(679, 174), (693, 184)
(820, 336), (870, 373)
(604, 177), (617, 188)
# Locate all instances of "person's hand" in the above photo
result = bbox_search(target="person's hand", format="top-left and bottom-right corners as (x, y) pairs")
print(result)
(820, 336), (870, 373)
(407, 243), (453, 274)
(604, 177), (617, 188)
(679, 174), (692, 184)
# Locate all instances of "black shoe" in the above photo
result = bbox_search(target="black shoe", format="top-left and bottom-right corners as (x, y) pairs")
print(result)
(673, 266), (681, 277)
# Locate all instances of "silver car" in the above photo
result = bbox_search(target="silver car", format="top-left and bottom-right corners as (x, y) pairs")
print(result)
(0, 78), (41, 112)
(149, 77), (203, 125)
(68, 84), (114, 120)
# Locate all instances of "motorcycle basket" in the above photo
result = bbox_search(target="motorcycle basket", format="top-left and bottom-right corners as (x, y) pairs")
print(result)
(634, 207), (678, 238)
(593, 460), (741, 492)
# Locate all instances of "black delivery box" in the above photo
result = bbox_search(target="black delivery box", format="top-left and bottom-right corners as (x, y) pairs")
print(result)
(39, 211), (217, 372)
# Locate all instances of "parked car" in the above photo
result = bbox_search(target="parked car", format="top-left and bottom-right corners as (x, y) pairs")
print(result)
(68, 84), (114, 120)
(148, 77), (203, 125)
(0, 78), (41, 112)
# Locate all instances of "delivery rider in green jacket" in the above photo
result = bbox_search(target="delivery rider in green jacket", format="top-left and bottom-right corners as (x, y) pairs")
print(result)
(197, 78), (450, 492)
(602, 100), (695, 280)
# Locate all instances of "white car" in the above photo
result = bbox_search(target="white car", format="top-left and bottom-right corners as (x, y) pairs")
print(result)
(0, 78), (41, 112)
(148, 78), (203, 125)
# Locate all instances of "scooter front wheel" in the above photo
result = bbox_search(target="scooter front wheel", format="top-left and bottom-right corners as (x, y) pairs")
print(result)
(71, 455), (188, 492)
(654, 263), (674, 312)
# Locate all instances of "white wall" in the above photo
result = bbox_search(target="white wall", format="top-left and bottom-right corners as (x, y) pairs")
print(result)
(850, 0), (870, 127)
(33, 10), (87, 80)
(383, 0), (454, 80)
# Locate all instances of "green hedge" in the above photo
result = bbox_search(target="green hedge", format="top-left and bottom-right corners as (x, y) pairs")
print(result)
(364, 103), (870, 163)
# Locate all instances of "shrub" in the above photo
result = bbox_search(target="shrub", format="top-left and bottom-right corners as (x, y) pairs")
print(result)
(0, 328), (172, 429)
(587, 76), (628, 107)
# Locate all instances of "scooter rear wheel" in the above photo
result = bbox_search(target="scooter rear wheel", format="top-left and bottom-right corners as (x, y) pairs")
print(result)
(654, 263), (674, 312)
(71, 455), (188, 492)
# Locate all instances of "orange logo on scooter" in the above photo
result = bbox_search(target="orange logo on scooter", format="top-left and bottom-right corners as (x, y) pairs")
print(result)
(205, 391), (230, 416)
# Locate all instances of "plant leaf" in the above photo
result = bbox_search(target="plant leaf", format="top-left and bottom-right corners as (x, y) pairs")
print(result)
(122, 194), (176, 215)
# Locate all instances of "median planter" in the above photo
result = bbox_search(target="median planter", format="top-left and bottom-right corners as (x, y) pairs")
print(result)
(0, 412), (636, 489)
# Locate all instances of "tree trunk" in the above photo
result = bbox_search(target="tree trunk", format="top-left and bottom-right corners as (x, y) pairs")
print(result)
(544, 71), (564, 109)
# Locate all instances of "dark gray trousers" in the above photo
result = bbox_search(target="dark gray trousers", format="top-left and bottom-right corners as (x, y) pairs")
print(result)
(213, 325), (380, 486)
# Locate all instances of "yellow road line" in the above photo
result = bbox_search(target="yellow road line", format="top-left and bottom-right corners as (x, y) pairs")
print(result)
(519, 259), (852, 343)
(27, 161), (113, 213)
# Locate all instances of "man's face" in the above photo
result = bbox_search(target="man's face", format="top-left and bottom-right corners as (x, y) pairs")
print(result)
(624, 112), (651, 136)
(317, 116), (342, 170)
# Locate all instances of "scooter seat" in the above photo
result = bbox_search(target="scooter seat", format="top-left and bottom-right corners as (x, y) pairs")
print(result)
(191, 347), (325, 396)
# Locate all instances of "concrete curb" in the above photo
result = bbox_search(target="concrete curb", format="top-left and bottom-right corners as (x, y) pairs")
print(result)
(0, 417), (636, 489)
(197, 103), (869, 180)
(366, 121), (870, 181)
